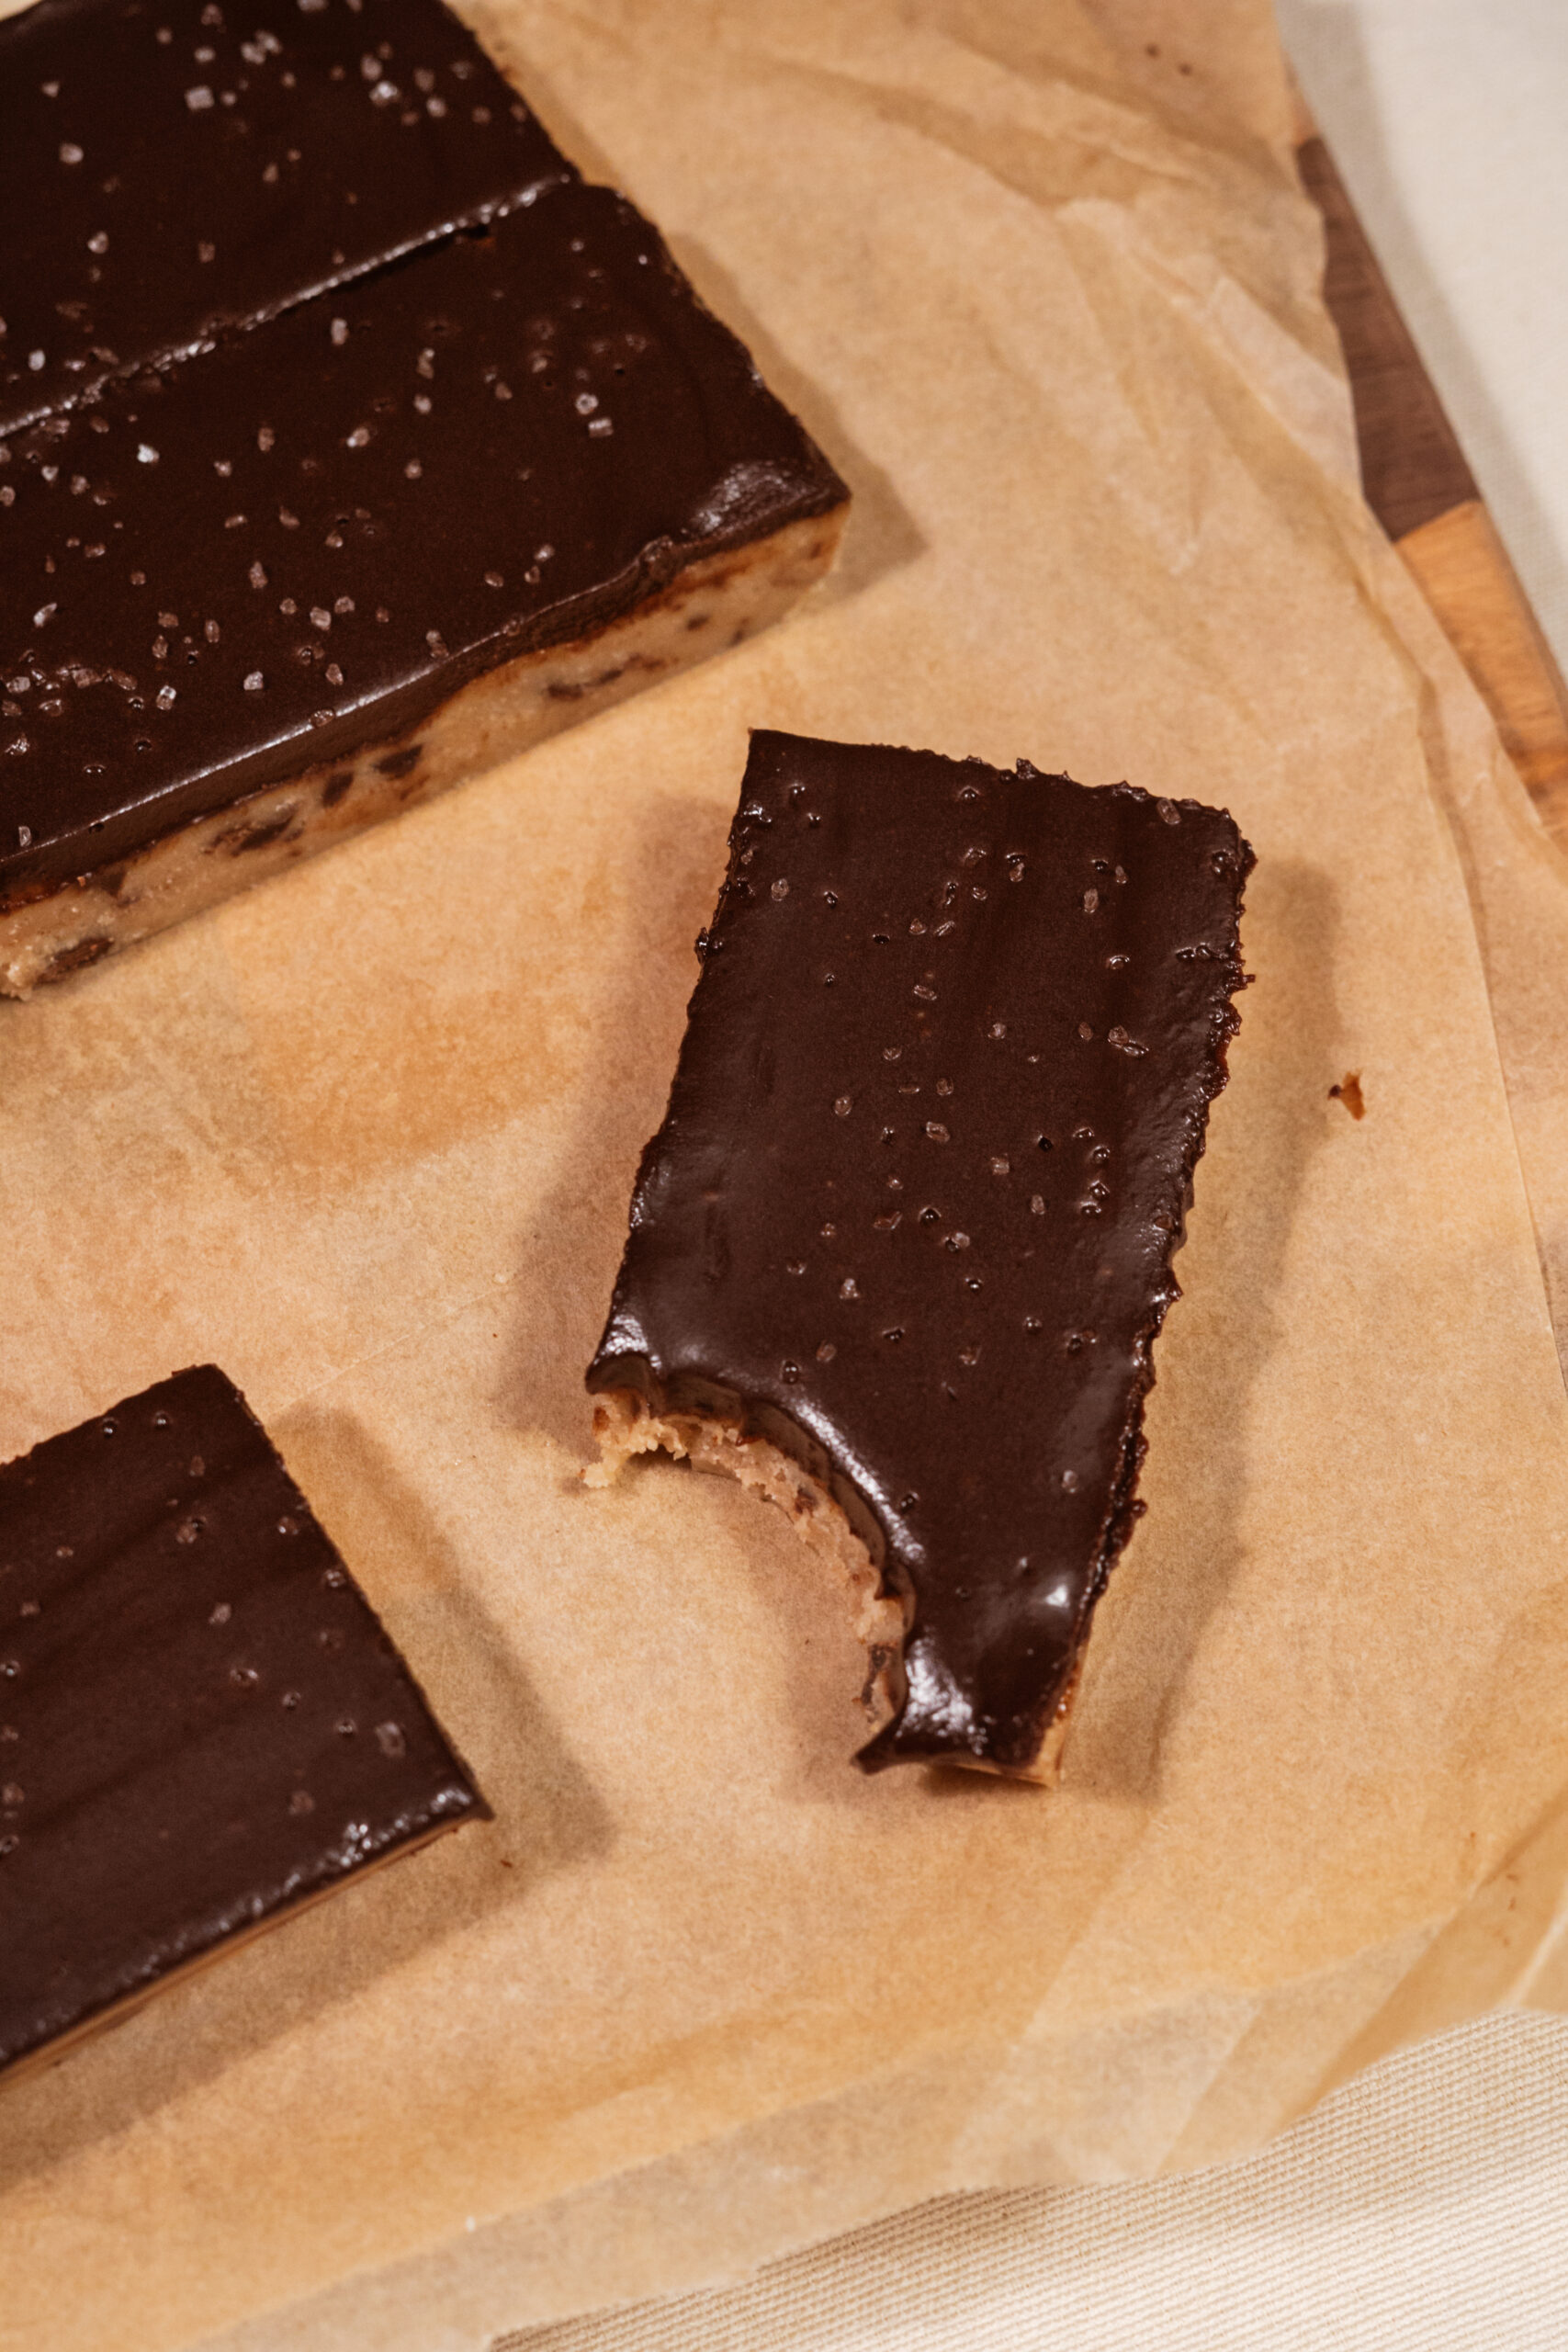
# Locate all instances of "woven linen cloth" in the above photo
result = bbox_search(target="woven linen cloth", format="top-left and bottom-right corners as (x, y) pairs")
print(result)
(502, 2009), (1568, 2352)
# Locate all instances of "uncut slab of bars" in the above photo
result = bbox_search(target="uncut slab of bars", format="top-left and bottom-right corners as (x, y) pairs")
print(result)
(0, 0), (847, 993)
(588, 733), (1252, 1780)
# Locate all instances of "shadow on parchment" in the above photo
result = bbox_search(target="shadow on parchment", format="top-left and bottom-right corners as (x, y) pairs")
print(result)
(460, 6), (925, 616)
(1045, 855), (1344, 1807)
(494, 786), (731, 1459)
(494, 787), (913, 1798)
(660, 231), (927, 613)
(0, 1410), (609, 2194)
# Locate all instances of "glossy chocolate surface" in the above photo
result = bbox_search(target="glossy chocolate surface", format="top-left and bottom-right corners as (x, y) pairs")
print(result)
(0, 0), (573, 437)
(589, 734), (1252, 1774)
(0, 187), (847, 901)
(0, 1364), (486, 2077)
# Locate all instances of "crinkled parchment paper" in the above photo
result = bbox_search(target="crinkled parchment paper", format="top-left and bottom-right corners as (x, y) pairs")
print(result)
(5, 4), (1568, 2347)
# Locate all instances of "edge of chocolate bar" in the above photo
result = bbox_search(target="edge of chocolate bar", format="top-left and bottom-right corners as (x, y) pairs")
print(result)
(1, 186), (849, 957)
(586, 732), (1253, 1778)
(0, 510), (843, 996)
(1, 6), (852, 989)
(0, 1363), (490, 2079)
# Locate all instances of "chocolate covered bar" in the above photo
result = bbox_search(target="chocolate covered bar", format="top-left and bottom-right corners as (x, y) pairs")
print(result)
(0, 0), (575, 438)
(0, 1), (849, 994)
(0, 187), (846, 991)
(587, 734), (1252, 1780)
(0, 1364), (487, 2082)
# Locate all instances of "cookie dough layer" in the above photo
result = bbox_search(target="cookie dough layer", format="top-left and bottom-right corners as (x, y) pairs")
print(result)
(587, 1385), (908, 1738)
(0, 511), (839, 995)
(585, 1389), (1086, 1777)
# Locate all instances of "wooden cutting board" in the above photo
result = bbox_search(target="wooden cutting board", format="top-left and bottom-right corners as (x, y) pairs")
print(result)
(1296, 126), (1568, 843)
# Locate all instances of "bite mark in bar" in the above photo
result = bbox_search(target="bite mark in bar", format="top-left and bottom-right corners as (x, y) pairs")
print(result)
(587, 733), (1252, 1779)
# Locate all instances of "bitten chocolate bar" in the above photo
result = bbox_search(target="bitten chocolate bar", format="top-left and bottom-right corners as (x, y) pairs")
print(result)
(0, 1364), (487, 2082)
(0, 0), (848, 993)
(587, 733), (1252, 1780)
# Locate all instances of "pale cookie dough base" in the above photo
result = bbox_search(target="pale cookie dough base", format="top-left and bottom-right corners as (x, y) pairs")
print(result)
(0, 509), (842, 997)
(586, 1387), (1077, 1781)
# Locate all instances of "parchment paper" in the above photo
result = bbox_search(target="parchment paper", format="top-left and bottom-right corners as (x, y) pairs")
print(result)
(6, 4), (1568, 2347)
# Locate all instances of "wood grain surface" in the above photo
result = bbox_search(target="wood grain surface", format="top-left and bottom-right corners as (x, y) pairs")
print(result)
(1297, 131), (1568, 838)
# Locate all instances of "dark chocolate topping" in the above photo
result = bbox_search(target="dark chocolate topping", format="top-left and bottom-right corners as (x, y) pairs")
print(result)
(0, 1363), (487, 2076)
(0, 187), (847, 900)
(0, 0), (574, 437)
(588, 734), (1252, 1774)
